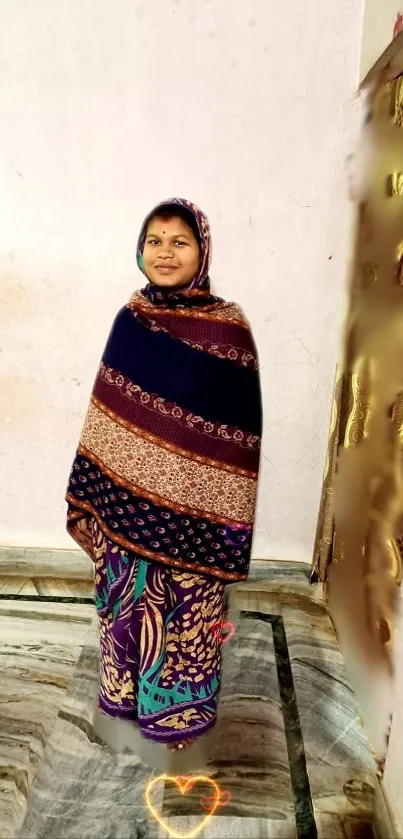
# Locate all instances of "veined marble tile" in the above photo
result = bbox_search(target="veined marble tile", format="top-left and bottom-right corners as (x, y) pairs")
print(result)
(282, 608), (375, 820)
(19, 643), (160, 839)
(0, 578), (39, 596)
(20, 610), (298, 838)
(12, 561), (377, 837)
(230, 579), (325, 620)
(309, 766), (375, 819)
(94, 708), (212, 774)
(236, 560), (313, 586)
(0, 601), (95, 839)
(0, 550), (284, 584)
(230, 576), (376, 825)
(246, 560), (312, 582)
(314, 812), (375, 838)
(162, 610), (294, 821)
(20, 717), (159, 839)
(0, 599), (95, 627)
(154, 815), (297, 838)
(0, 547), (93, 580)
(0, 576), (94, 598)
(284, 610), (374, 756)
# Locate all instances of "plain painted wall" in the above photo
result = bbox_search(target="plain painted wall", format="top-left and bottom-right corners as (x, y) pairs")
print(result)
(0, 0), (363, 558)
(360, 0), (403, 81)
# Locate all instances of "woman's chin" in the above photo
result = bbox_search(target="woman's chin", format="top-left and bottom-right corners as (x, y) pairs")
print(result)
(149, 275), (189, 289)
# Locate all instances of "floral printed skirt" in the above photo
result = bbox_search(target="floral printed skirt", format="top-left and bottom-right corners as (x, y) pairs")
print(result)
(93, 521), (226, 744)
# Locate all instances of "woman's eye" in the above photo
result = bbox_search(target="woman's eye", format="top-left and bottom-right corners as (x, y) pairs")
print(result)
(146, 238), (187, 246)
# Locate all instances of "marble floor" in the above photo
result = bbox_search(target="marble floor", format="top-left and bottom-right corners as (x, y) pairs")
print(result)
(0, 551), (376, 839)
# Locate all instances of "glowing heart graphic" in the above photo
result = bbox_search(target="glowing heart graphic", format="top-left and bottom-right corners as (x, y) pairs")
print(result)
(200, 788), (232, 812)
(145, 774), (221, 839)
(211, 620), (235, 643)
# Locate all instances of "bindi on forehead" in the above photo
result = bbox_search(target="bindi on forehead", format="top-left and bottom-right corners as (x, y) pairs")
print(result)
(154, 217), (176, 235)
(146, 214), (193, 240)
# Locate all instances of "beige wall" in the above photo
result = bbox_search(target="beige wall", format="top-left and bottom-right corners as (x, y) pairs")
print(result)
(360, 0), (403, 81)
(0, 0), (363, 559)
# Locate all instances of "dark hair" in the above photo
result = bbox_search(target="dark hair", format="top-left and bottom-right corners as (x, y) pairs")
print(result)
(147, 203), (201, 248)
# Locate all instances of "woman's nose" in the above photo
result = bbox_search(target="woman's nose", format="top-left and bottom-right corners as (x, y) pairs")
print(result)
(159, 248), (174, 259)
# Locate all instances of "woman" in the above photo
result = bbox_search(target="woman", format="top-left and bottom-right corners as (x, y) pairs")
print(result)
(66, 198), (262, 751)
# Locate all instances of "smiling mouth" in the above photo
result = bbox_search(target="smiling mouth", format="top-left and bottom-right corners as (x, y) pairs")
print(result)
(155, 265), (179, 274)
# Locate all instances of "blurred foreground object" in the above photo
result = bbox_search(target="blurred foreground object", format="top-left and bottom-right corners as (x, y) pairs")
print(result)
(313, 66), (403, 677)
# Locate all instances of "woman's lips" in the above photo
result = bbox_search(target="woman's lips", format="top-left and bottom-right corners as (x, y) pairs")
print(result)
(155, 265), (179, 274)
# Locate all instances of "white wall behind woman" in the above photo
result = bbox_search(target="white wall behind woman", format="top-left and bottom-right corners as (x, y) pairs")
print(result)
(0, 0), (364, 557)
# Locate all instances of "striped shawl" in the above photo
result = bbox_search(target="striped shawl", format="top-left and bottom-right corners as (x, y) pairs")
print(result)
(66, 290), (262, 582)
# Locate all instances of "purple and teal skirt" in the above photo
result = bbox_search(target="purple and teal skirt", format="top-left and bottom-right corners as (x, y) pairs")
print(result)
(92, 521), (226, 744)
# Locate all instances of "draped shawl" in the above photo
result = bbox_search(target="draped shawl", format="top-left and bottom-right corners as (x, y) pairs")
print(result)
(66, 199), (262, 582)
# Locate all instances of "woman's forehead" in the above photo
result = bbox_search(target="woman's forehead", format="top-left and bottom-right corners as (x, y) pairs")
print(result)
(146, 215), (195, 233)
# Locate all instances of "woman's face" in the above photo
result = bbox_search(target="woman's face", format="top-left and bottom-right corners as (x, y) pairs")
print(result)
(142, 215), (200, 288)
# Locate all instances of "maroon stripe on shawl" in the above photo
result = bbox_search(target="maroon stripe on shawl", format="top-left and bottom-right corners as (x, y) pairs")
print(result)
(93, 374), (260, 474)
(131, 307), (258, 369)
(156, 311), (256, 350)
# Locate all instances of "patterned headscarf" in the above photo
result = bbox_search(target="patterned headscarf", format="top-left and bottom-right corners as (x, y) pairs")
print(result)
(136, 198), (213, 305)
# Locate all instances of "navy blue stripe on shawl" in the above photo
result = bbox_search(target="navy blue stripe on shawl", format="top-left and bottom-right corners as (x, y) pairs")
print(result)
(102, 306), (262, 436)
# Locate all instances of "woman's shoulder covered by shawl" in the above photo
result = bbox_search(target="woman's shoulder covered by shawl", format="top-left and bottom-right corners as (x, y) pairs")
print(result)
(122, 291), (259, 370)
